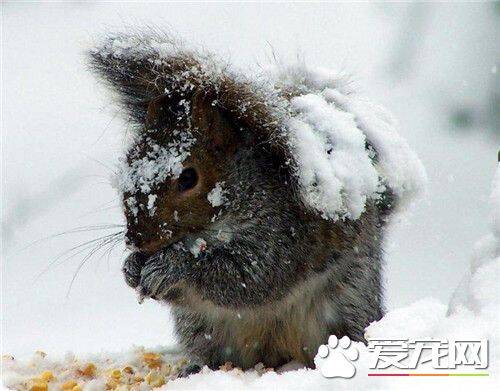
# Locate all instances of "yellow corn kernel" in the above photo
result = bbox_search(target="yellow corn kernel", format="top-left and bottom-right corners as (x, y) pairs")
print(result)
(122, 366), (134, 374)
(61, 380), (78, 390)
(110, 369), (122, 379)
(39, 371), (55, 382)
(105, 378), (120, 390)
(177, 357), (188, 367)
(219, 361), (233, 372)
(72, 386), (83, 391)
(145, 370), (165, 388)
(143, 352), (162, 369)
(80, 363), (96, 377)
(29, 380), (47, 391)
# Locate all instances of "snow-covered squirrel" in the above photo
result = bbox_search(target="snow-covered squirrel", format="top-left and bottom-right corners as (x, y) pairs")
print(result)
(88, 32), (425, 375)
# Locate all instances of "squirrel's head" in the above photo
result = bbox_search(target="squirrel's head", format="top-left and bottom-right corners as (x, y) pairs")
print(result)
(88, 33), (294, 261)
(121, 91), (257, 254)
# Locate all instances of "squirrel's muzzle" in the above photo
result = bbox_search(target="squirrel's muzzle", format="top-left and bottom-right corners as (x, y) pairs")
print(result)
(123, 191), (177, 254)
(125, 217), (177, 255)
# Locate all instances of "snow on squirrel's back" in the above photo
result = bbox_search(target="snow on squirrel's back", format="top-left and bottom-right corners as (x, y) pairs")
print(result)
(270, 64), (427, 220)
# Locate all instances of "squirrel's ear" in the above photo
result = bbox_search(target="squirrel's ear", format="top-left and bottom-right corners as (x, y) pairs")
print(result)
(88, 45), (160, 125)
(191, 92), (253, 155)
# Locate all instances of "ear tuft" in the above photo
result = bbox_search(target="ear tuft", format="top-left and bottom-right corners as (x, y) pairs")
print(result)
(87, 32), (201, 125)
(88, 37), (155, 124)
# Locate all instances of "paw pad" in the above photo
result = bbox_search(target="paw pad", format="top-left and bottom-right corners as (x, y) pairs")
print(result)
(314, 335), (358, 378)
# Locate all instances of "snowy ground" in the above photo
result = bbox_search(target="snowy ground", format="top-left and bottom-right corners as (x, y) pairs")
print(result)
(1, 2), (498, 390)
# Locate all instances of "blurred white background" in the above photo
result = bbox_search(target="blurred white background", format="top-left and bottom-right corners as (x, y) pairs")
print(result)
(2, 2), (498, 358)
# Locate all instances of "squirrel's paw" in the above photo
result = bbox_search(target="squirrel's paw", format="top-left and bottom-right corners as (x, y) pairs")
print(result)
(122, 251), (147, 289)
(137, 250), (187, 302)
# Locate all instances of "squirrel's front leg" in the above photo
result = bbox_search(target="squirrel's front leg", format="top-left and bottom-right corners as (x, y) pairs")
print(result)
(136, 247), (191, 302)
(134, 248), (219, 377)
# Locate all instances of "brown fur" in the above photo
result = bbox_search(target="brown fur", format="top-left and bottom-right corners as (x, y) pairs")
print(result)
(125, 93), (248, 253)
(90, 32), (392, 373)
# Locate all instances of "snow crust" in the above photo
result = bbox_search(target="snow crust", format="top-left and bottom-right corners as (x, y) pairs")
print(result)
(286, 93), (381, 219)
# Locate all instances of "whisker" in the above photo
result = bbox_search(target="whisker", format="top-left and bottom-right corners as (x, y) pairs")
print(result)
(90, 109), (122, 147)
(80, 152), (118, 175)
(34, 232), (124, 280)
(94, 234), (124, 273)
(22, 224), (125, 251)
(65, 234), (123, 297)
(77, 200), (122, 219)
(104, 238), (122, 270)
(64, 235), (123, 275)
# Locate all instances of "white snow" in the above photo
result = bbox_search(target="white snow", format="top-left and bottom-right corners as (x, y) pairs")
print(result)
(207, 182), (228, 208)
(117, 132), (196, 196)
(323, 89), (428, 209)
(2, 3), (497, 391)
(125, 197), (139, 218)
(286, 93), (381, 220)
(147, 194), (158, 216)
(189, 238), (207, 258)
(281, 67), (427, 220)
(491, 165), (500, 236)
(104, 36), (425, 222)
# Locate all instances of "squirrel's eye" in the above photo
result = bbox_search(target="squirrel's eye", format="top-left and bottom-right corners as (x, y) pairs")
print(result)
(178, 168), (198, 192)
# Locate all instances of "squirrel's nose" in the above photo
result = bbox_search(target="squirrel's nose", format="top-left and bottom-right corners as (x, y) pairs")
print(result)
(124, 196), (176, 254)
(125, 227), (170, 255)
(124, 230), (142, 251)
(124, 200), (164, 253)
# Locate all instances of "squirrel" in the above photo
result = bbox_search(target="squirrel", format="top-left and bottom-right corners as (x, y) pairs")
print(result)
(88, 31), (422, 375)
